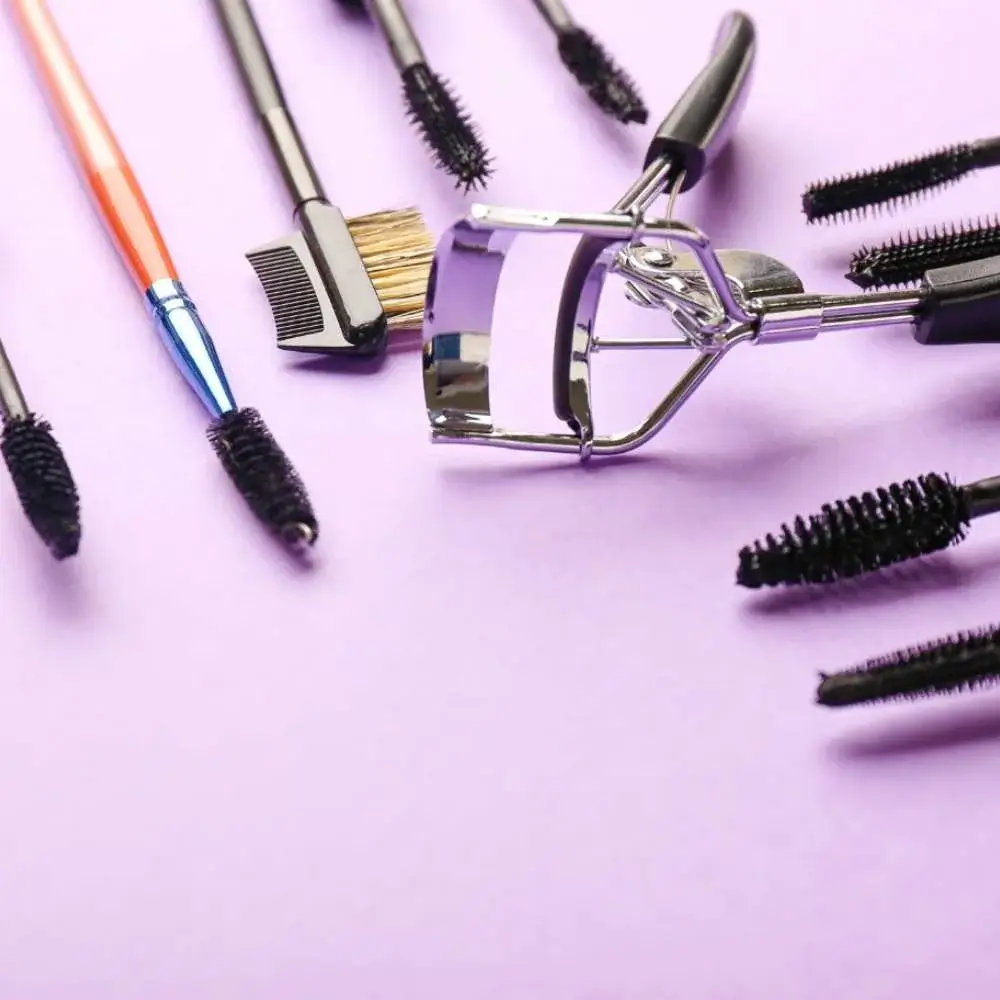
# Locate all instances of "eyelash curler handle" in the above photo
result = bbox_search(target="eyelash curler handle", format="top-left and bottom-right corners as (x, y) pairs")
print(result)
(643, 10), (756, 191)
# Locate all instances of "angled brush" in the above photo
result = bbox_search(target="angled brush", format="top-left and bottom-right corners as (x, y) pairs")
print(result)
(0, 334), (81, 559)
(848, 216), (1000, 290)
(817, 624), (1000, 708)
(802, 135), (1000, 223)
(334, 0), (493, 191)
(12, 0), (317, 550)
(529, 0), (647, 125)
(737, 472), (1000, 589)
(212, 0), (433, 356)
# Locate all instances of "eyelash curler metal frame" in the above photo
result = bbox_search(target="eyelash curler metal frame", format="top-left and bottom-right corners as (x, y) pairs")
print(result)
(420, 10), (1000, 462)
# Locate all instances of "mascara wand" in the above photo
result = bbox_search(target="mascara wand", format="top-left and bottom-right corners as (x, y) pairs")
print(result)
(529, 0), (647, 125)
(802, 135), (1000, 224)
(12, 0), (317, 551)
(334, 0), (493, 191)
(736, 472), (1000, 589)
(0, 335), (80, 559)
(848, 216), (1000, 290)
(817, 624), (1000, 708)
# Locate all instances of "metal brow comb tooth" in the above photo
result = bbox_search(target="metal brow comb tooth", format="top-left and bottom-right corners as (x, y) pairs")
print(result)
(246, 236), (340, 351)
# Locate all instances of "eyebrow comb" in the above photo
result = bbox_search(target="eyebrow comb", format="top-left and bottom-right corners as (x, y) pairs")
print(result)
(212, 0), (434, 357)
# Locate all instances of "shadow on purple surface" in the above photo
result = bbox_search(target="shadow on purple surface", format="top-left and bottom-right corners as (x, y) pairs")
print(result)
(830, 698), (1000, 759)
(283, 333), (422, 377)
(439, 433), (828, 488)
(739, 545), (1000, 618)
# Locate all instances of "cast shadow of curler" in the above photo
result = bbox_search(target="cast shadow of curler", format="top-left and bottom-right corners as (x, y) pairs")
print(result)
(438, 430), (832, 492)
(740, 545), (1000, 620)
(829, 696), (1000, 760)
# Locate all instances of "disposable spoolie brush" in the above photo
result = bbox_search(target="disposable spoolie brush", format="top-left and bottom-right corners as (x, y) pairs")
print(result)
(848, 216), (1000, 290)
(802, 135), (1000, 224)
(12, 0), (317, 550)
(213, 0), (434, 356)
(0, 335), (81, 559)
(529, 0), (647, 125)
(817, 624), (1000, 708)
(334, 0), (493, 191)
(737, 472), (1000, 589)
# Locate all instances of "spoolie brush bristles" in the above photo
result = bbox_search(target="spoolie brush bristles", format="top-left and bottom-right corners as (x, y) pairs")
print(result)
(817, 624), (1000, 707)
(802, 143), (981, 224)
(737, 474), (970, 589)
(208, 407), (318, 551)
(400, 64), (492, 192)
(1, 413), (80, 559)
(847, 216), (1000, 290)
(555, 27), (647, 125)
(345, 208), (435, 331)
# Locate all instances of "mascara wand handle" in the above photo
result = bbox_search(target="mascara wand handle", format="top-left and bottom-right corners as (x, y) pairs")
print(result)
(0, 337), (30, 423)
(366, 0), (426, 71)
(212, 0), (326, 209)
(10, 0), (178, 291)
(530, 0), (574, 33)
(644, 10), (756, 190)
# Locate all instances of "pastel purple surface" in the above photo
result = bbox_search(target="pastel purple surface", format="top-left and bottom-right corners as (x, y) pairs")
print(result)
(1, 0), (999, 996)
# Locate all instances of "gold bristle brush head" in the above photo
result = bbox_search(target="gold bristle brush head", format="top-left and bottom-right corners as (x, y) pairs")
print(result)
(346, 207), (435, 332)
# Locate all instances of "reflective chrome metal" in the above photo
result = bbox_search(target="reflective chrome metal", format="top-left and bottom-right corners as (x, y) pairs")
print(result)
(145, 279), (237, 419)
(421, 194), (936, 462)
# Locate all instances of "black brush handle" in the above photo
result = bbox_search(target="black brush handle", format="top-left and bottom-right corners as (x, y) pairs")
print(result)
(531, 0), (575, 32)
(366, 0), (426, 72)
(971, 136), (1000, 170)
(212, 0), (326, 209)
(915, 255), (1000, 345)
(966, 476), (1000, 518)
(643, 10), (756, 190)
(0, 336), (29, 422)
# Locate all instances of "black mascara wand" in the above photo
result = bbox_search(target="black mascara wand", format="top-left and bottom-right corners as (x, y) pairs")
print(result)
(737, 472), (1000, 589)
(802, 135), (1000, 224)
(14, 0), (318, 552)
(335, 0), (493, 191)
(0, 335), (81, 559)
(848, 216), (1000, 290)
(817, 624), (1000, 708)
(529, 0), (647, 125)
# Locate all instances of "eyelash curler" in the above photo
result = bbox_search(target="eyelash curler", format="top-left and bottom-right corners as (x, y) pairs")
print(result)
(420, 10), (1000, 462)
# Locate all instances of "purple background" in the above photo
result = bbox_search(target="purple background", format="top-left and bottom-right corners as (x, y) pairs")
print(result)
(2, 0), (999, 997)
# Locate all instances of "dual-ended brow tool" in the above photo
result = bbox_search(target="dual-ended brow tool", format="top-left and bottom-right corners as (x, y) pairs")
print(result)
(0, 334), (81, 559)
(528, 0), (647, 125)
(802, 134), (1000, 224)
(11, 0), (317, 551)
(816, 624), (1000, 709)
(212, 0), (433, 357)
(420, 13), (1000, 464)
(736, 472), (1000, 589)
(334, 0), (493, 192)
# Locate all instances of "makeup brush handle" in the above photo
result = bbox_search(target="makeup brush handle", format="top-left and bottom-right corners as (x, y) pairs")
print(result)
(966, 476), (1000, 519)
(212, 0), (326, 208)
(531, 0), (574, 32)
(366, 0), (426, 71)
(644, 9), (756, 191)
(10, 0), (178, 291)
(0, 338), (30, 423)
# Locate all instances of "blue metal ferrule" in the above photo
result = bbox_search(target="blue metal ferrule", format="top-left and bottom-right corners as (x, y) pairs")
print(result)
(144, 278), (237, 419)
